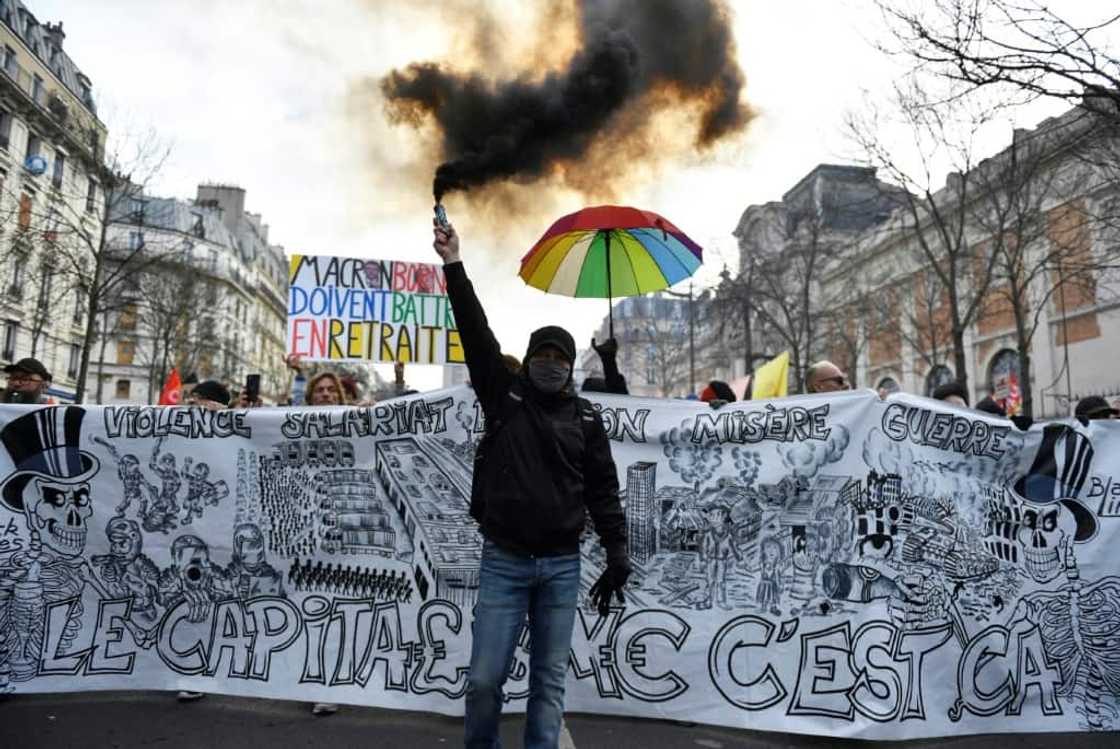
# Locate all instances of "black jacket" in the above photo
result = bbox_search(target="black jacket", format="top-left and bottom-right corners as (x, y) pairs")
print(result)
(444, 261), (627, 561)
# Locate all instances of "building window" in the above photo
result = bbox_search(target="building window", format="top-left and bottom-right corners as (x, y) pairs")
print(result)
(208, 249), (218, 272)
(2, 45), (15, 76)
(31, 73), (43, 105)
(73, 288), (85, 324)
(128, 197), (146, 221)
(118, 304), (137, 331)
(8, 254), (24, 299)
(51, 151), (65, 189)
(128, 231), (144, 251)
(115, 379), (131, 399)
(85, 178), (96, 212)
(191, 212), (205, 238)
(924, 365), (954, 397)
(25, 134), (40, 161)
(0, 108), (11, 150)
(17, 192), (31, 230)
(116, 339), (135, 365)
(36, 263), (52, 309)
(2, 320), (17, 360)
(67, 343), (80, 379)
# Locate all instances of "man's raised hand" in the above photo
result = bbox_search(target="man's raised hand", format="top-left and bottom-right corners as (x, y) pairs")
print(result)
(433, 219), (461, 265)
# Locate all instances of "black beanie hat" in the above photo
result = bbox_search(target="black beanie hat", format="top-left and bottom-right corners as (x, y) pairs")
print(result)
(525, 326), (576, 364)
(191, 380), (231, 406)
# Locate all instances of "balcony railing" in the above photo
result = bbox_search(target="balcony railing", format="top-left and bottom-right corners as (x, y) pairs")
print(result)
(1, 56), (99, 159)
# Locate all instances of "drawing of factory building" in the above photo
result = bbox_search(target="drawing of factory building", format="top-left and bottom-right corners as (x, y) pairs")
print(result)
(625, 462), (658, 565)
(313, 469), (396, 557)
(375, 437), (482, 607)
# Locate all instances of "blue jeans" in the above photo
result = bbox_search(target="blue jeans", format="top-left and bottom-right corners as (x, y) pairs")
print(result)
(464, 541), (581, 749)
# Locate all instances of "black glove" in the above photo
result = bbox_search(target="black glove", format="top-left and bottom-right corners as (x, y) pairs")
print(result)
(591, 337), (619, 359)
(589, 557), (632, 617)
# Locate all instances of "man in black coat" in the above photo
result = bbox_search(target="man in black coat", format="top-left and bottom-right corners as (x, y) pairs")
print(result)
(433, 220), (630, 749)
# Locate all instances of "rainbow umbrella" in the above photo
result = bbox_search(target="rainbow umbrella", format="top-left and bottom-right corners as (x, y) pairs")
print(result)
(519, 205), (703, 337)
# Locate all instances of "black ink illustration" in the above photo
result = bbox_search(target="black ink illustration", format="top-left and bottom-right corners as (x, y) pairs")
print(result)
(144, 438), (181, 534)
(180, 457), (229, 525)
(91, 517), (161, 621)
(92, 437), (152, 516)
(157, 534), (234, 623)
(0, 407), (99, 685)
(1, 391), (1117, 736)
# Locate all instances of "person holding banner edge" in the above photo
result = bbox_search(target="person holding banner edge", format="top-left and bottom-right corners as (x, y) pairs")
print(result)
(433, 219), (630, 749)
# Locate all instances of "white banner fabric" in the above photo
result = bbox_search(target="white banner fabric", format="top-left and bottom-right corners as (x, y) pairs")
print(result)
(1, 388), (1118, 739)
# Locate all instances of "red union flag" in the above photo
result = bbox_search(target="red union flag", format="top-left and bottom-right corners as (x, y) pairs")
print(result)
(158, 368), (182, 405)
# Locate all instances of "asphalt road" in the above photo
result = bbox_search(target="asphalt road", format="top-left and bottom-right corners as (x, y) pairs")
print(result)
(1, 691), (1115, 748)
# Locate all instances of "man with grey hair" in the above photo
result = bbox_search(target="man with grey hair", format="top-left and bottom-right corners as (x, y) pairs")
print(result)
(805, 360), (850, 394)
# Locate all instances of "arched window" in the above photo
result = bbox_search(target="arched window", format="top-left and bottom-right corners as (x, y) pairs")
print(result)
(988, 349), (1022, 415)
(925, 365), (953, 396)
(877, 377), (900, 395)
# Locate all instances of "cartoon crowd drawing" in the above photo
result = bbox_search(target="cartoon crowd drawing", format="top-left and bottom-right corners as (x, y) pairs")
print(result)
(1, 398), (1118, 731)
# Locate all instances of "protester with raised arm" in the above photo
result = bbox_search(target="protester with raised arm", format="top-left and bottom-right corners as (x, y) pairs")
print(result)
(433, 219), (629, 749)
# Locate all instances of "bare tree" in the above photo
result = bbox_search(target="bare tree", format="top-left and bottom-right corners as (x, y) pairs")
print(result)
(0, 126), (174, 402)
(847, 80), (1003, 392)
(627, 318), (690, 398)
(133, 262), (208, 404)
(877, 0), (1120, 114)
(966, 116), (1120, 417)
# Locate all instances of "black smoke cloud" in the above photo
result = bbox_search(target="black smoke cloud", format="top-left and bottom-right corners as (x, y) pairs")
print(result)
(380, 0), (751, 200)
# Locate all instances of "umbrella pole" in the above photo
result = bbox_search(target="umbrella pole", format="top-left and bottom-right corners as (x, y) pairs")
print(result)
(605, 230), (614, 339)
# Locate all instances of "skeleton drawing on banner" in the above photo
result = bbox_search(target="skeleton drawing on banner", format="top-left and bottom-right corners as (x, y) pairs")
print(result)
(1005, 545), (1120, 731)
(91, 517), (161, 621)
(0, 407), (99, 688)
(696, 503), (741, 610)
(92, 437), (153, 516)
(0, 407), (152, 690)
(225, 523), (284, 599)
(984, 424), (1120, 730)
(144, 437), (181, 535)
(180, 457), (229, 525)
(1004, 425), (1098, 584)
(158, 534), (234, 622)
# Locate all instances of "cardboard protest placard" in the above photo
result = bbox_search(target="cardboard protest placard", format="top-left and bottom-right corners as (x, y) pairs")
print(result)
(287, 253), (464, 364)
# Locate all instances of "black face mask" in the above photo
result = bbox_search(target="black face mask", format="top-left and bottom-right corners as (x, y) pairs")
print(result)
(528, 359), (571, 394)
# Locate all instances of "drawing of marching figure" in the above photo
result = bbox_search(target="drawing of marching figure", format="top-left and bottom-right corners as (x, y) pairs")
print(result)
(157, 535), (234, 623)
(180, 457), (229, 525)
(144, 437), (181, 535)
(91, 517), (161, 621)
(696, 502), (742, 610)
(225, 523), (284, 598)
(92, 437), (153, 516)
(755, 535), (784, 617)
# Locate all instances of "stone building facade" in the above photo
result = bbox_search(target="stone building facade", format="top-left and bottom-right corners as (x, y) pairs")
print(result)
(0, 3), (107, 401)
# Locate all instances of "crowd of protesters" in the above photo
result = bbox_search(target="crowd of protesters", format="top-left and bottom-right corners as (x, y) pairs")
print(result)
(2, 263), (1117, 743)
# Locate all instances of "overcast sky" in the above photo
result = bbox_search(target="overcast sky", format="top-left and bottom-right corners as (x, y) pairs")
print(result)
(31, 0), (1084, 390)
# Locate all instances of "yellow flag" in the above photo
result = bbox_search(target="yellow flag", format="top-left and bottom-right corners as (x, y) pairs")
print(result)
(751, 351), (790, 399)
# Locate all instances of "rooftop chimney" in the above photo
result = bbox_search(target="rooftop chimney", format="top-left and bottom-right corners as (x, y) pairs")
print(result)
(44, 21), (65, 50)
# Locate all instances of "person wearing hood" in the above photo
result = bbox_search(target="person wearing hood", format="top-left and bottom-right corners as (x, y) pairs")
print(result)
(434, 220), (629, 749)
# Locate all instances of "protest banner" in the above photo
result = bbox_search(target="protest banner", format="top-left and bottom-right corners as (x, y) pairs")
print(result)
(1, 390), (1118, 738)
(287, 253), (464, 364)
